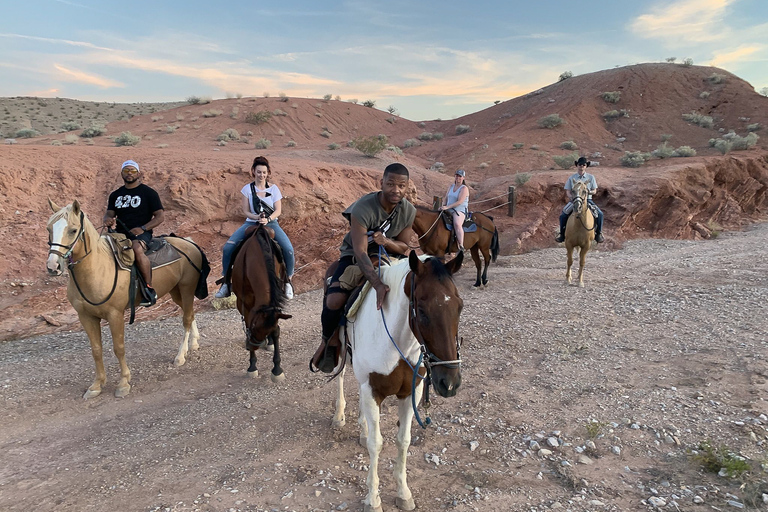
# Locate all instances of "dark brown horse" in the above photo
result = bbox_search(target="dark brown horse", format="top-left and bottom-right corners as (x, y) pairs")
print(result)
(412, 205), (499, 287)
(231, 225), (292, 381)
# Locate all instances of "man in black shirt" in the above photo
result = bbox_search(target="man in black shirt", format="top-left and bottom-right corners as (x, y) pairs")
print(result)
(103, 160), (165, 306)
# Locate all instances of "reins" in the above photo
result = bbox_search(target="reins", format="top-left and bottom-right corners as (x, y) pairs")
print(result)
(573, 196), (596, 232)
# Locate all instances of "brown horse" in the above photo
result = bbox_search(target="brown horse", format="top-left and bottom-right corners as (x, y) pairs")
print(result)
(331, 251), (464, 511)
(46, 200), (208, 398)
(412, 205), (499, 287)
(565, 180), (595, 287)
(230, 225), (292, 381)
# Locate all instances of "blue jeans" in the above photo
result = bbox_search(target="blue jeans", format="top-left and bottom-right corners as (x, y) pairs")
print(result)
(221, 221), (295, 278)
(559, 200), (603, 234)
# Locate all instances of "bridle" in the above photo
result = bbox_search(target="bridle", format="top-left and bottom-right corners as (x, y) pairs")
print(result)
(408, 272), (462, 372)
(572, 191), (595, 232)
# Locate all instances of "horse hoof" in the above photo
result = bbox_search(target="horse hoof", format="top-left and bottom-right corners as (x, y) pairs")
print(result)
(473, 282), (481, 288)
(270, 372), (286, 383)
(83, 388), (101, 399)
(190, 343), (200, 352)
(115, 384), (131, 398)
(332, 416), (346, 429)
(579, 282), (585, 288)
(247, 370), (259, 379)
(396, 497), (416, 511)
(174, 356), (186, 367)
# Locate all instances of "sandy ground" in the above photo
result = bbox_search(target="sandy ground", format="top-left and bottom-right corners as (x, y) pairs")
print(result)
(3, 223), (768, 512)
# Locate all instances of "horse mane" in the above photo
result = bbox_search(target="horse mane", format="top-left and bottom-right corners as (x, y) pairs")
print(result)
(381, 254), (451, 287)
(253, 227), (286, 312)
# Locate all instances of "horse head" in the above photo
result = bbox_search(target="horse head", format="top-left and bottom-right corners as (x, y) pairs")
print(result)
(46, 199), (85, 276)
(571, 180), (589, 215)
(406, 250), (464, 398)
(244, 305), (292, 349)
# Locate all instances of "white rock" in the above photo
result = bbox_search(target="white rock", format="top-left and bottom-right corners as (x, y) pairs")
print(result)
(547, 437), (559, 447)
(538, 449), (552, 457)
(693, 495), (703, 504)
(469, 441), (480, 452)
(611, 445), (621, 455)
(589, 500), (604, 507)
(585, 440), (596, 450)
(529, 440), (540, 451)
(648, 496), (666, 507)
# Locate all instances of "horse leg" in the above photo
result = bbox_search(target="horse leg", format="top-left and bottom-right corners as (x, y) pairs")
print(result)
(566, 246), (574, 285)
(269, 327), (285, 383)
(169, 287), (196, 367)
(480, 245), (491, 286)
(360, 384), (383, 512)
(79, 313), (107, 399)
(470, 246), (482, 287)
(106, 310), (131, 398)
(393, 383), (423, 511)
(578, 244), (589, 288)
(332, 367), (347, 428)
(358, 392), (369, 447)
(247, 350), (258, 378)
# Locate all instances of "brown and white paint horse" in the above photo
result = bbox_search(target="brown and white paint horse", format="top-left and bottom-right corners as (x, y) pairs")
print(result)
(332, 251), (464, 512)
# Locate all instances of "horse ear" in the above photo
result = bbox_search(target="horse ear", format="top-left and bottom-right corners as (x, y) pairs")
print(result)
(444, 250), (464, 275)
(408, 250), (422, 273)
(72, 200), (81, 215)
(48, 198), (60, 212)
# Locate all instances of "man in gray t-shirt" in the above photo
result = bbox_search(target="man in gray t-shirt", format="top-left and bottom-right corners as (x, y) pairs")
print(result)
(555, 157), (604, 243)
(311, 163), (416, 373)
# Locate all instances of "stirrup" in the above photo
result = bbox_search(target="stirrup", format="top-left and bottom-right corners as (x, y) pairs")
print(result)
(595, 232), (604, 243)
(555, 232), (565, 243)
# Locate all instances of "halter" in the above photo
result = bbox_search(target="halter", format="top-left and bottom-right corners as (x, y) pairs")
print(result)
(572, 195), (596, 232)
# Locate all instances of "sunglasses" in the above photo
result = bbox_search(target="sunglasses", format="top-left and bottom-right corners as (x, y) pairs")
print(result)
(122, 167), (139, 174)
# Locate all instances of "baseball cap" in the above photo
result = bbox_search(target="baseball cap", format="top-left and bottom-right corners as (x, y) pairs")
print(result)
(455, 169), (466, 177)
(121, 160), (140, 172)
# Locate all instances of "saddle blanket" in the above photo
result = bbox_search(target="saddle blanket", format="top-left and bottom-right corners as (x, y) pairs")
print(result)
(106, 234), (181, 271)
(442, 211), (478, 233)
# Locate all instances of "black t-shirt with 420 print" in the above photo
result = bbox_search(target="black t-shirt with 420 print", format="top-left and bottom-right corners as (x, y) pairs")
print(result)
(107, 184), (164, 235)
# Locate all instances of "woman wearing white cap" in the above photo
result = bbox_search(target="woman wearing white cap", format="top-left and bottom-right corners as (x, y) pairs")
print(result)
(439, 169), (469, 251)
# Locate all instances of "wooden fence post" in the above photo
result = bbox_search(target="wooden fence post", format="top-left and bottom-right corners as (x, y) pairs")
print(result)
(508, 186), (516, 217)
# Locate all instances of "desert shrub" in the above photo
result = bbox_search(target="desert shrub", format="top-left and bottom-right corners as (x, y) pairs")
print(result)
(681, 58), (694, 67)
(682, 112), (714, 128)
(351, 134), (388, 157)
(512, 143), (524, 149)
(165, 125), (178, 133)
(217, 140), (227, 146)
(186, 96), (202, 104)
(620, 151), (652, 167)
(602, 110), (622, 120)
(699, 91), (710, 99)
(362, 100), (375, 108)
(538, 114), (563, 128)
(558, 71), (573, 82)
(531, 145), (540, 150)
(402, 138), (419, 148)
(253, 138), (271, 149)
(323, 94), (333, 101)
(386, 145), (403, 156)
(114, 131), (141, 146)
(747, 123), (761, 132)
(15, 128), (39, 138)
(707, 73), (726, 84)
(202, 109), (223, 118)
(560, 140), (578, 150)
(64, 134), (79, 145)
(515, 172), (532, 186)
(713, 139), (732, 154)
(334, 95), (341, 101)
(229, 107), (239, 119)
(385, 117), (396, 124)
(431, 162), (444, 170)
(552, 152), (579, 169)
(433, 132), (444, 141)
(455, 124), (472, 135)
(286, 140), (296, 147)
(328, 143), (340, 150)
(417, 132), (434, 141)
(348, 99), (358, 104)
(151, 115), (163, 122)
(731, 132), (759, 150)
(652, 142), (675, 159)
(691, 441), (751, 478)
(263, 92), (270, 98)
(216, 128), (240, 142)
(320, 130), (331, 138)
(601, 91), (621, 103)
(418, 122), (426, 128)
(479, 162), (489, 169)
(245, 111), (272, 124)
(278, 92), (289, 102)
(60, 121), (81, 132)
(660, 133), (673, 142)
(665, 57), (677, 63)
(273, 109), (287, 116)
(51, 140), (62, 146)
(314, 112), (323, 118)
(673, 146), (696, 157)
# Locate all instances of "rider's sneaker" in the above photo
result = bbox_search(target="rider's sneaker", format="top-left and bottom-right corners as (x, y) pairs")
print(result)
(555, 232), (565, 243)
(140, 287), (157, 307)
(214, 283), (230, 298)
(285, 282), (294, 300)
(595, 232), (605, 243)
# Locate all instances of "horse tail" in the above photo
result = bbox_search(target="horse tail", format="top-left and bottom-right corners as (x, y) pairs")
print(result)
(491, 228), (499, 262)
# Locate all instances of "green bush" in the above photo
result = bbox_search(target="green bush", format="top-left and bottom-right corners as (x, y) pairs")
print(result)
(455, 124), (472, 135)
(620, 151), (652, 167)
(362, 100), (376, 108)
(512, 143), (524, 149)
(320, 130), (331, 138)
(202, 109), (223, 118)
(515, 173), (532, 186)
(661, 133), (673, 142)
(60, 121), (81, 132)
(402, 138), (419, 148)
(245, 111), (272, 124)
(601, 91), (621, 103)
(186, 96), (202, 104)
(64, 134), (79, 145)
(323, 94), (333, 101)
(602, 110), (622, 120)
(351, 134), (388, 157)
(417, 132), (434, 141)
(552, 152), (579, 169)
(746, 123), (761, 132)
(254, 138), (271, 149)
(272, 109), (288, 116)
(560, 140), (578, 150)
(673, 146), (696, 157)
(433, 132), (444, 140)
(713, 139), (732, 154)
(15, 128), (39, 138)
(691, 441), (751, 478)
(699, 91), (710, 99)
(652, 142), (675, 159)
(681, 58), (694, 67)
(707, 73), (726, 84)
(278, 92), (289, 102)
(386, 145), (403, 156)
(51, 140), (62, 146)
(216, 128), (240, 142)
(286, 140), (297, 147)
(731, 132), (759, 150)
(165, 125), (178, 133)
(114, 131), (141, 146)
(558, 71), (573, 82)
(682, 112), (714, 128)
(328, 143), (340, 150)
(538, 114), (563, 128)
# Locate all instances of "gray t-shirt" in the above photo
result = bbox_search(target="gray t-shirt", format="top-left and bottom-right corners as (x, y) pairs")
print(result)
(339, 192), (416, 258)
(565, 172), (597, 200)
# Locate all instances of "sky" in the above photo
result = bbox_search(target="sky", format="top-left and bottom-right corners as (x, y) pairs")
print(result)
(1, 0), (766, 121)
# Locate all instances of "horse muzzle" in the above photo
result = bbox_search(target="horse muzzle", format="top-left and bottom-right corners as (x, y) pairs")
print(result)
(431, 368), (461, 398)
(46, 253), (65, 276)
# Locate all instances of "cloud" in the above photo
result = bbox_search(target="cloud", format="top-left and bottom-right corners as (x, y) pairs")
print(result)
(630, 0), (737, 43)
(0, 33), (114, 51)
(709, 45), (761, 67)
(53, 65), (123, 88)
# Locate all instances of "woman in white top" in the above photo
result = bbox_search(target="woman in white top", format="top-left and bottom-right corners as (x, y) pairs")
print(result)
(439, 169), (470, 251)
(215, 155), (295, 298)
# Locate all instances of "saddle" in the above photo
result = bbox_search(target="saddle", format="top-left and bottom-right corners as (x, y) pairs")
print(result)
(441, 211), (478, 233)
(106, 232), (181, 271)
(218, 225), (285, 289)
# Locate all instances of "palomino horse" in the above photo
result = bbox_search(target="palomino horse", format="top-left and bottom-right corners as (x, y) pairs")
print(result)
(412, 205), (499, 287)
(332, 251), (464, 512)
(565, 180), (595, 287)
(46, 200), (208, 398)
(230, 225), (292, 381)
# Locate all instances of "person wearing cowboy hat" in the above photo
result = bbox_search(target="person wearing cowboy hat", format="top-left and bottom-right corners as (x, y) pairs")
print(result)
(555, 157), (604, 243)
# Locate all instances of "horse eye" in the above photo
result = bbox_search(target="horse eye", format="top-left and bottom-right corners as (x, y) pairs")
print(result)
(69, 228), (78, 235)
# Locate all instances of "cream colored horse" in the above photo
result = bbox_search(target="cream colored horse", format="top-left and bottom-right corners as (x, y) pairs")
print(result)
(46, 200), (207, 398)
(565, 180), (595, 287)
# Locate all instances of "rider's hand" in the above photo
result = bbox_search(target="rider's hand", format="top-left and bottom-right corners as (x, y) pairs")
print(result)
(258, 214), (268, 225)
(439, 206), (447, 211)
(129, 227), (143, 236)
(105, 217), (116, 229)
(371, 231), (388, 246)
(373, 281), (390, 310)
